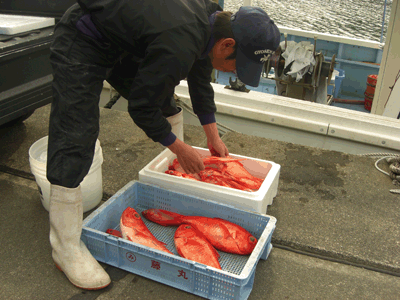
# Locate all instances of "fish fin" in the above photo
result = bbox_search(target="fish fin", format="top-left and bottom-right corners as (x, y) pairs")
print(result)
(150, 239), (167, 249)
(133, 230), (166, 246)
(214, 218), (239, 240)
(132, 229), (154, 239)
(106, 229), (122, 238)
(211, 245), (220, 259)
(131, 230), (171, 251)
(177, 237), (188, 244)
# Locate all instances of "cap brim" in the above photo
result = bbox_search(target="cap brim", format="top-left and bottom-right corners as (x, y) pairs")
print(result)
(236, 48), (264, 87)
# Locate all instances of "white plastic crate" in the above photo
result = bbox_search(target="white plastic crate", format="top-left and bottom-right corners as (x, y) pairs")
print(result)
(81, 181), (276, 300)
(0, 14), (55, 35)
(139, 147), (280, 214)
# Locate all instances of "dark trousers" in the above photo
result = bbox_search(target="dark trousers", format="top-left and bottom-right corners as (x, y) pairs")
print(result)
(47, 4), (178, 188)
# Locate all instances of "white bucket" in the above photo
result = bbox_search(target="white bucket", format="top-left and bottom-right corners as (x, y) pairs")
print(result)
(28, 136), (103, 213)
(166, 107), (184, 142)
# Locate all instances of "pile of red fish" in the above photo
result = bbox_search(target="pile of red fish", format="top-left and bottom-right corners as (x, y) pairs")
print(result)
(165, 156), (264, 191)
(107, 207), (258, 270)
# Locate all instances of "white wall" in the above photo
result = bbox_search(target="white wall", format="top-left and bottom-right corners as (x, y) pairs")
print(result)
(372, 0), (400, 118)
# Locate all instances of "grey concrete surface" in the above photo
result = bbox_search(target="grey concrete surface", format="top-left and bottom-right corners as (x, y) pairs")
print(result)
(222, 132), (400, 275)
(95, 247), (400, 300)
(1, 104), (399, 300)
(1, 173), (399, 300)
(0, 104), (208, 196)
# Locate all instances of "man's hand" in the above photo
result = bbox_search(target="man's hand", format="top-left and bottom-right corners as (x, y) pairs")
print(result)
(203, 123), (229, 157)
(167, 139), (205, 174)
(208, 139), (229, 158)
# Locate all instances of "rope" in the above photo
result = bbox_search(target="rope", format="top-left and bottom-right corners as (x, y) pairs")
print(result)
(359, 153), (400, 194)
(102, 91), (237, 134)
(104, 86), (122, 109)
(174, 96), (238, 134)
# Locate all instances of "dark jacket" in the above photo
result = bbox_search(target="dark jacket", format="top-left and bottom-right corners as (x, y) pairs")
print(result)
(78, 0), (221, 143)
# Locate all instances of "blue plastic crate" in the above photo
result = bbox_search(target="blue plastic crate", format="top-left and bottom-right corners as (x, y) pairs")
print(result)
(82, 181), (276, 300)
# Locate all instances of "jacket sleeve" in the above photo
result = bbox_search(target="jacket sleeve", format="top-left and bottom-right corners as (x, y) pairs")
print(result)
(126, 28), (199, 143)
(187, 56), (216, 121)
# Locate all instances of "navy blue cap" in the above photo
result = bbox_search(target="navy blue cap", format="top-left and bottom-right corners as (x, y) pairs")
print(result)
(231, 6), (281, 87)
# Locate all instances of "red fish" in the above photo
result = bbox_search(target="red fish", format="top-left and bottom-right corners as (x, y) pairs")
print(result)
(202, 156), (246, 165)
(120, 207), (173, 254)
(213, 218), (258, 255)
(174, 224), (221, 270)
(165, 170), (200, 181)
(222, 160), (264, 189)
(142, 209), (258, 255)
(166, 156), (264, 191)
(106, 228), (122, 238)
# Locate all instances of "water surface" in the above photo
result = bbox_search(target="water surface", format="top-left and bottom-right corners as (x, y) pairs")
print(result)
(223, 0), (392, 43)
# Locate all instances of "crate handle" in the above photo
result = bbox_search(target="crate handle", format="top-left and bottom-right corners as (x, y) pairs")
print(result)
(194, 263), (208, 271)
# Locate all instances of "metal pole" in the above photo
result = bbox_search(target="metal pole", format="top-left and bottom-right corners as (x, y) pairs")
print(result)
(380, 0), (388, 43)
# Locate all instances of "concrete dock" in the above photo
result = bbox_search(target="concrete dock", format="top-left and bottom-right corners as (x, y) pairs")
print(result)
(1, 103), (399, 300)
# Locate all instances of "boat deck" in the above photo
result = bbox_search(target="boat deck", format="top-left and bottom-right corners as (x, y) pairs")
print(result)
(1, 104), (399, 299)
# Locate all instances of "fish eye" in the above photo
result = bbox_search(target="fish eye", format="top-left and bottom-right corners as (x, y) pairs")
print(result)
(134, 213), (140, 218)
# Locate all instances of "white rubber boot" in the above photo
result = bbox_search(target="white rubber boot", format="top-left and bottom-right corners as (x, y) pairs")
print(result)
(49, 184), (111, 290)
(166, 107), (184, 142)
